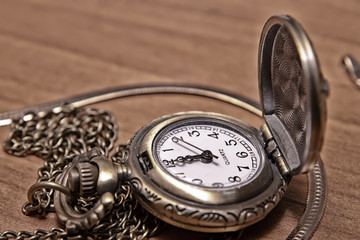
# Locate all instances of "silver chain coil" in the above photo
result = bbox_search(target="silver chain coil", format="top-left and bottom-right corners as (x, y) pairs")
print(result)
(1, 106), (162, 240)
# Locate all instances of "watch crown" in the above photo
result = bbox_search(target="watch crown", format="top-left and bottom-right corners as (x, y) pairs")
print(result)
(69, 161), (99, 197)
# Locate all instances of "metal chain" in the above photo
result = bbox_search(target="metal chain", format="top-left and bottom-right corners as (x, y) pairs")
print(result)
(0, 228), (70, 240)
(1, 106), (161, 240)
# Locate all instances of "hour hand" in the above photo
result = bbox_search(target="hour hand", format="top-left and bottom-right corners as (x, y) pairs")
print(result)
(185, 151), (214, 163)
(199, 150), (216, 163)
(163, 150), (215, 167)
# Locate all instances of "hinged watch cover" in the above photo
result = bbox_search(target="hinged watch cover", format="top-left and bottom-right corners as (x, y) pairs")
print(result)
(258, 15), (328, 175)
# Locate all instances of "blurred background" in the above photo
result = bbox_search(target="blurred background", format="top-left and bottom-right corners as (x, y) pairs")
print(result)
(0, 1), (359, 239)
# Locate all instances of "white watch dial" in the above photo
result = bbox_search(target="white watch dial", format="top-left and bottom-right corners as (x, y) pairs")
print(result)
(153, 119), (262, 188)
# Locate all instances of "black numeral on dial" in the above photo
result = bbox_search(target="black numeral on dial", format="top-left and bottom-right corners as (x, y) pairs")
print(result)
(236, 151), (248, 158)
(192, 179), (203, 184)
(225, 139), (237, 146)
(237, 166), (250, 171)
(228, 176), (241, 182)
(212, 182), (224, 188)
(162, 148), (174, 152)
(207, 132), (219, 139)
(188, 131), (200, 137)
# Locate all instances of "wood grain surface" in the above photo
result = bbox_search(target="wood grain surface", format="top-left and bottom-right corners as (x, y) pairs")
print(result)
(0, 0), (359, 239)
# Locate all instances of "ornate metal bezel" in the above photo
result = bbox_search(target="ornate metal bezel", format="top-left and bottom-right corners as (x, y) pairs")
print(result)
(125, 112), (287, 232)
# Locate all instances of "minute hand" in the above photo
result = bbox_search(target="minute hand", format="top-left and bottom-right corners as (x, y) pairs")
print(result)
(172, 136), (218, 159)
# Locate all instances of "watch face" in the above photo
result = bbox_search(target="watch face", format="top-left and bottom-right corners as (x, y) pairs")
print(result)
(153, 118), (262, 188)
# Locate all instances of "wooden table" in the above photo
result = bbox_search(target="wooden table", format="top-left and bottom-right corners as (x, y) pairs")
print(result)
(0, 1), (359, 239)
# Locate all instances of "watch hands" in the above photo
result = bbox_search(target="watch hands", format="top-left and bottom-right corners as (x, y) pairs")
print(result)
(163, 150), (215, 167)
(171, 136), (219, 159)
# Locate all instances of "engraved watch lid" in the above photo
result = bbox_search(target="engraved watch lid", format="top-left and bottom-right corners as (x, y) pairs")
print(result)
(258, 15), (328, 175)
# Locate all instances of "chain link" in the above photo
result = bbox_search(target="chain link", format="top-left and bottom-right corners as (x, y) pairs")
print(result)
(0, 228), (70, 240)
(1, 106), (161, 240)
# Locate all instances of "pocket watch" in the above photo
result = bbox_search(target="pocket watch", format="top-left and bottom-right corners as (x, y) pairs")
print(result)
(51, 15), (328, 236)
(0, 15), (327, 239)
